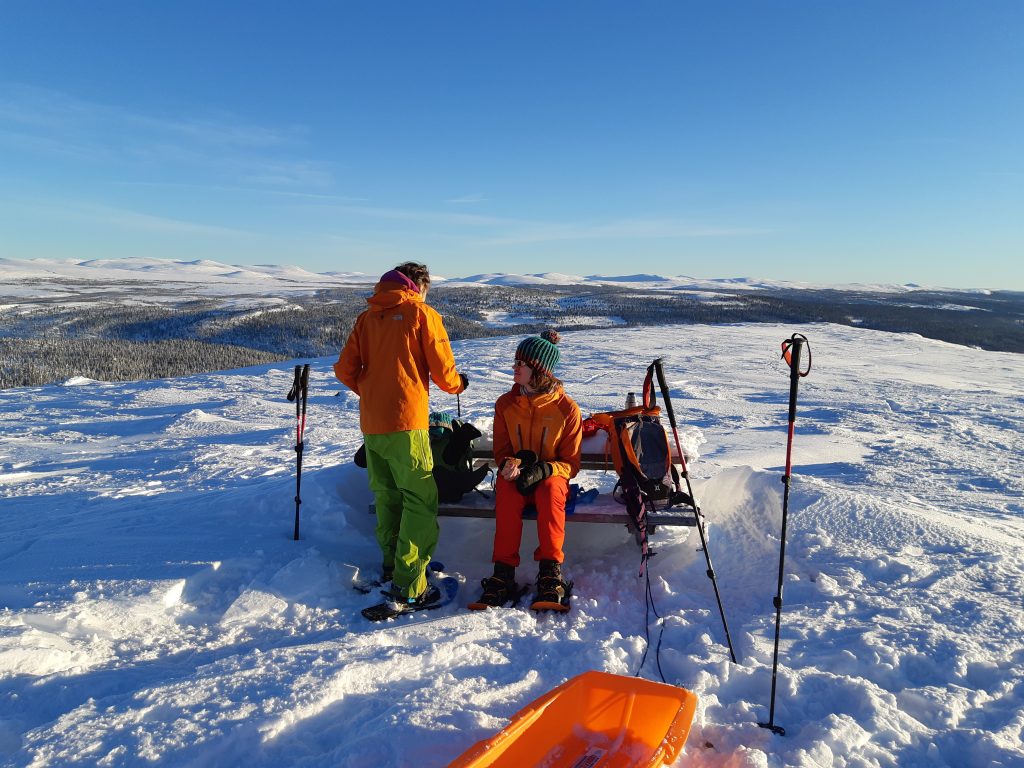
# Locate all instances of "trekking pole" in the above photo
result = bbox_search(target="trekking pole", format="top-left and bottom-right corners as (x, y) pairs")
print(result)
(652, 358), (738, 664)
(286, 363), (310, 540)
(758, 333), (811, 736)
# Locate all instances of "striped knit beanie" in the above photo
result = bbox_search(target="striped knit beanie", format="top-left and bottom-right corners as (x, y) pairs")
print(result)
(429, 411), (454, 429)
(515, 329), (561, 376)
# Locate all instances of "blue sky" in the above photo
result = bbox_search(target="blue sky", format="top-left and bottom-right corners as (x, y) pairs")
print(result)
(1, 1), (1021, 288)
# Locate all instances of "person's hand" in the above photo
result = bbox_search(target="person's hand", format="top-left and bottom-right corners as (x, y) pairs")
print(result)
(458, 373), (469, 392)
(500, 457), (522, 481)
(516, 462), (553, 494)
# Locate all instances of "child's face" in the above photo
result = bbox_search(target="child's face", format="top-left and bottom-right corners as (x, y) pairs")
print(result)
(513, 359), (532, 386)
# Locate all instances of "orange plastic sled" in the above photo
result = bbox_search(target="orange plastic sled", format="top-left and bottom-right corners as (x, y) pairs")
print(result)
(448, 670), (698, 768)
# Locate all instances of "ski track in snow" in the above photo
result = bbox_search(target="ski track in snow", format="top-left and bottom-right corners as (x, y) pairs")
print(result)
(1, 322), (1022, 767)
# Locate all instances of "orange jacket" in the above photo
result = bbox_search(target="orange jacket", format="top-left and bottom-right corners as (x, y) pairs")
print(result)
(334, 280), (464, 434)
(493, 385), (582, 480)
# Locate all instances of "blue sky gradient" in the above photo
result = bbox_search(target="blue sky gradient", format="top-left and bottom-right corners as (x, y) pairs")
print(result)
(1, 1), (1021, 288)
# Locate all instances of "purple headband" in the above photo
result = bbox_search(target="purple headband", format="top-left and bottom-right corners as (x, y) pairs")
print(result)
(378, 269), (419, 292)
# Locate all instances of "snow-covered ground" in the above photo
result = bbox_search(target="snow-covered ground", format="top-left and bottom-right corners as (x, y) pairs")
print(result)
(1, 322), (1022, 767)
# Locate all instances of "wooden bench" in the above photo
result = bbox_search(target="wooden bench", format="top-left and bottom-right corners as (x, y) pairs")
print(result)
(470, 440), (692, 473)
(372, 493), (695, 528)
(472, 448), (618, 472)
(447, 443), (696, 529)
(368, 436), (698, 530)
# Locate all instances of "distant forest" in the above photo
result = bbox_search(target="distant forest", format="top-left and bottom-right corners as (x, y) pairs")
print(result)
(1, 282), (1021, 388)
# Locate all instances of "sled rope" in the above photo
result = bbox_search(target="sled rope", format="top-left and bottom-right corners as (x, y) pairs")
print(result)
(636, 565), (667, 683)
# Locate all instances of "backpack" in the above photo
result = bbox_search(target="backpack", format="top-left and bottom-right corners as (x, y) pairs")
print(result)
(352, 418), (490, 503)
(591, 364), (689, 573)
(429, 419), (491, 503)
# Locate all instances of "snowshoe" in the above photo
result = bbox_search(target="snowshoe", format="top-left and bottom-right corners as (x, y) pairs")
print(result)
(530, 560), (573, 613)
(530, 578), (573, 613)
(468, 579), (530, 610)
(360, 576), (458, 622)
(468, 563), (520, 610)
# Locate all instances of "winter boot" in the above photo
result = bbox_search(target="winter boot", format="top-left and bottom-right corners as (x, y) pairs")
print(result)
(531, 559), (572, 613)
(384, 582), (441, 609)
(468, 562), (519, 610)
(361, 581), (446, 621)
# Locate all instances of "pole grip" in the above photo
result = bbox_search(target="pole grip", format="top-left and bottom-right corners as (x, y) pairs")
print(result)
(652, 358), (678, 431)
(787, 337), (803, 423)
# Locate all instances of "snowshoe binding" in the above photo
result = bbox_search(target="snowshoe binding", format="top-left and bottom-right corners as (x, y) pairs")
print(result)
(351, 565), (394, 595)
(360, 575), (458, 622)
(530, 560), (573, 613)
(352, 560), (444, 595)
(468, 563), (528, 610)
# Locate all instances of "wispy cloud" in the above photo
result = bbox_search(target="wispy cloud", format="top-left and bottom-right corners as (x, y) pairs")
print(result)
(12, 197), (255, 238)
(445, 193), (486, 204)
(0, 84), (331, 187)
(81, 205), (251, 237)
(110, 181), (370, 204)
(331, 204), (507, 228)
(478, 217), (764, 246)
(233, 161), (335, 188)
(318, 202), (759, 245)
(0, 84), (296, 147)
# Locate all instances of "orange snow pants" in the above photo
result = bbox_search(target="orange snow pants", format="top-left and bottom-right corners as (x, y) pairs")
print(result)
(492, 475), (569, 567)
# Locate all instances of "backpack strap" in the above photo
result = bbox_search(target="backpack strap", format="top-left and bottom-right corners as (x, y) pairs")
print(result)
(643, 362), (658, 410)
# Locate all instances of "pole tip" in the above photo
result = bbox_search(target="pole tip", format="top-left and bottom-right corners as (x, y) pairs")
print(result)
(757, 722), (786, 736)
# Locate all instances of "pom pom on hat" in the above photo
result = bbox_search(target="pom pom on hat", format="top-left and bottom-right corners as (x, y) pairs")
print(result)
(515, 328), (561, 376)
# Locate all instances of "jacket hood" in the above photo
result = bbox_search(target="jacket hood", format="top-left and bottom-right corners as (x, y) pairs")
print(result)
(508, 383), (563, 408)
(367, 281), (424, 310)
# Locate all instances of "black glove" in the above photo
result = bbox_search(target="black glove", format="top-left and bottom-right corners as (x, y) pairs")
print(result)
(354, 444), (367, 468)
(516, 461), (553, 495)
(458, 373), (469, 392)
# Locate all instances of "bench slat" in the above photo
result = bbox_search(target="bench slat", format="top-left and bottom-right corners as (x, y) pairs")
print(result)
(369, 502), (696, 527)
(365, 444), (698, 528)
(472, 451), (614, 472)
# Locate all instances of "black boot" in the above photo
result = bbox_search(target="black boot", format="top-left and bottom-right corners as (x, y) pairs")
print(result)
(531, 559), (572, 612)
(468, 562), (517, 610)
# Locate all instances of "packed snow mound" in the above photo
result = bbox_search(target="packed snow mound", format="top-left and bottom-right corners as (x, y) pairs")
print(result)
(61, 376), (100, 386)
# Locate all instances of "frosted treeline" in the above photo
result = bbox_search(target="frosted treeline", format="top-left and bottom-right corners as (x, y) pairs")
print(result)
(1, 284), (1021, 388)
(0, 338), (283, 388)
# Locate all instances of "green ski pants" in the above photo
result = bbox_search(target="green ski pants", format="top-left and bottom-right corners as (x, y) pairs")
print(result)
(364, 429), (438, 599)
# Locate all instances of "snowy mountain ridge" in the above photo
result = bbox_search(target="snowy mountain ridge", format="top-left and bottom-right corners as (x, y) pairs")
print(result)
(0, 256), (987, 295)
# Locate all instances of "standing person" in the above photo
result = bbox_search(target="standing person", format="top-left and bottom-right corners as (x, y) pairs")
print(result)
(335, 262), (467, 609)
(470, 330), (582, 612)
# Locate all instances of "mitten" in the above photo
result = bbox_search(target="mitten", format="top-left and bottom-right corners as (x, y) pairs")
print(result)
(516, 461), (553, 495)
